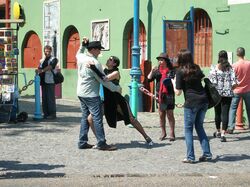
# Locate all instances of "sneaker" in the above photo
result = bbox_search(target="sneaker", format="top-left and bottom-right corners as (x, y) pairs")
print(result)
(199, 155), (212, 162)
(221, 136), (227, 142)
(145, 137), (154, 146)
(78, 143), (94, 149)
(98, 144), (117, 151)
(213, 132), (221, 138)
(182, 158), (195, 164)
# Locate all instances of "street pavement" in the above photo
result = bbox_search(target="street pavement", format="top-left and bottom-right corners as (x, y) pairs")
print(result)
(0, 97), (250, 186)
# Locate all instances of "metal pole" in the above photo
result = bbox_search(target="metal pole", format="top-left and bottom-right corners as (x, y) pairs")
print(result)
(130, 0), (141, 118)
(33, 73), (42, 120)
(131, 77), (138, 118)
(190, 6), (194, 57)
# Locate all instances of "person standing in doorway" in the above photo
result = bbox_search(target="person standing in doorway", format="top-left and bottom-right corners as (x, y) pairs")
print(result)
(227, 47), (250, 133)
(36, 45), (58, 119)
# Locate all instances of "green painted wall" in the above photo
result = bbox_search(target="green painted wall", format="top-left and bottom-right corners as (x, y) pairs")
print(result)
(12, 0), (250, 117)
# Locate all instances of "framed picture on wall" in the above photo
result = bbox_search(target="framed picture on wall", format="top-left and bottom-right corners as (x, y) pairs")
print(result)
(91, 19), (110, 50)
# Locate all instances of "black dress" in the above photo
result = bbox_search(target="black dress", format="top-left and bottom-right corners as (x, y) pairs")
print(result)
(90, 65), (131, 128)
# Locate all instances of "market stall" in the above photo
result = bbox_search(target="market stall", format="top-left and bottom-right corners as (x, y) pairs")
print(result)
(0, 19), (23, 122)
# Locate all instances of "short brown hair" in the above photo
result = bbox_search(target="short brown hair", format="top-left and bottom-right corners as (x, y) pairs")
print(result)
(44, 45), (52, 51)
(237, 47), (245, 57)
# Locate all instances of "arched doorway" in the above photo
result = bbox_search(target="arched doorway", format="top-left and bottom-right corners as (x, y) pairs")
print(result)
(22, 31), (42, 68)
(123, 19), (153, 112)
(123, 19), (147, 69)
(185, 8), (212, 67)
(63, 26), (80, 69)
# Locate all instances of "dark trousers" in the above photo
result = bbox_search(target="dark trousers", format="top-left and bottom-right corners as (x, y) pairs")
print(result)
(214, 97), (232, 131)
(41, 84), (56, 117)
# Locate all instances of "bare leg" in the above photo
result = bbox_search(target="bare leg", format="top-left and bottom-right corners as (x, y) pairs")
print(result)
(166, 109), (175, 141)
(87, 114), (96, 137)
(159, 109), (167, 141)
(126, 103), (153, 144)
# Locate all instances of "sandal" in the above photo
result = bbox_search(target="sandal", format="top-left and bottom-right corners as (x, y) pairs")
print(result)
(169, 137), (175, 142)
(159, 134), (167, 141)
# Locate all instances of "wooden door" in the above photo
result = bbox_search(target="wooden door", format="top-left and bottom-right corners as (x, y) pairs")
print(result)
(194, 9), (212, 67)
(127, 22), (146, 69)
(66, 30), (80, 69)
(165, 22), (189, 62)
(23, 33), (42, 68)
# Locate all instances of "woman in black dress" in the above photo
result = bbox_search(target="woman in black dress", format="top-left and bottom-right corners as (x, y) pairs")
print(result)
(87, 56), (153, 146)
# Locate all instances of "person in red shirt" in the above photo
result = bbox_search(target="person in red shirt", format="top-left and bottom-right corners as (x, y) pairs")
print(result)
(228, 47), (250, 133)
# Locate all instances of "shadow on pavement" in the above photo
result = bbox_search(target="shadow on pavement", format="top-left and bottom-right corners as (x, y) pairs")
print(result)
(212, 154), (250, 163)
(116, 141), (168, 149)
(0, 160), (65, 179)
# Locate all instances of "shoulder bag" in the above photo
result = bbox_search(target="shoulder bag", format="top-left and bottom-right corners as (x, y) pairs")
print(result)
(204, 78), (221, 109)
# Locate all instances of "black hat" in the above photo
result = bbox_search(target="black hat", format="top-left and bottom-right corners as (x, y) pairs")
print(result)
(156, 52), (169, 60)
(87, 41), (104, 50)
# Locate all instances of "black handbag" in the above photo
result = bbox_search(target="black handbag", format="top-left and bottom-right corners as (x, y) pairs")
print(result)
(51, 70), (64, 84)
(204, 78), (221, 109)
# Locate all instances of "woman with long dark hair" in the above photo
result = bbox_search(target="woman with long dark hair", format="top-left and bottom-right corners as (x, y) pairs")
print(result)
(208, 50), (237, 142)
(174, 49), (212, 163)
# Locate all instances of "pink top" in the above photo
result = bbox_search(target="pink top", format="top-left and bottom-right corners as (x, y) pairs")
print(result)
(233, 60), (250, 94)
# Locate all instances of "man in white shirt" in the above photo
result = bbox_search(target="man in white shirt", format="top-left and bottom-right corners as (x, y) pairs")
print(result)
(76, 39), (121, 151)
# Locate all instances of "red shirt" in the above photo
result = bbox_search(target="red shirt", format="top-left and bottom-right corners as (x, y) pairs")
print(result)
(233, 60), (250, 94)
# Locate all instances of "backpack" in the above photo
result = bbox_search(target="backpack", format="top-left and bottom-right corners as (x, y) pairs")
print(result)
(204, 78), (221, 109)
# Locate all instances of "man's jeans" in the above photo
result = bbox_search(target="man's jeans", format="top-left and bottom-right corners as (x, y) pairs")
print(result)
(78, 96), (106, 148)
(184, 104), (212, 161)
(228, 92), (250, 130)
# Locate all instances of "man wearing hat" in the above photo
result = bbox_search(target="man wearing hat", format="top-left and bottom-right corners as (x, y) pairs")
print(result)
(147, 52), (176, 142)
(76, 38), (121, 151)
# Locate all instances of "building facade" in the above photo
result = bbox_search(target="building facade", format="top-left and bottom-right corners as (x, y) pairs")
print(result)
(5, 0), (250, 112)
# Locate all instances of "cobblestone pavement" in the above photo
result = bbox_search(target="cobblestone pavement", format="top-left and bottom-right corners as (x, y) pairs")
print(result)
(0, 97), (250, 186)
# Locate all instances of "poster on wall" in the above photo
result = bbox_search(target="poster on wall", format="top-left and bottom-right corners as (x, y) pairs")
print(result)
(91, 19), (110, 50)
(43, 0), (60, 62)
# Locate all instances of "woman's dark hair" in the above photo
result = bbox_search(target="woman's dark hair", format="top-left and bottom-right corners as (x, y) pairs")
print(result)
(107, 56), (120, 69)
(218, 50), (231, 72)
(165, 58), (173, 70)
(177, 49), (203, 80)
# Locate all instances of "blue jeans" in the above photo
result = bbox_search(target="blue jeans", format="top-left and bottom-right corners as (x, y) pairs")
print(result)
(228, 92), (250, 130)
(184, 104), (212, 161)
(78, 96), (106, 148)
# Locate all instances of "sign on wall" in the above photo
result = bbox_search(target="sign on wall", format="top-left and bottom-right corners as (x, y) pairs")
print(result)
(91, 19), (110, 50)
(43, 0), (60, 61)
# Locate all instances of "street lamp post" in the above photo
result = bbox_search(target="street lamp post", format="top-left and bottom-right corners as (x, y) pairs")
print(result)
(130, 0), (141, 118)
